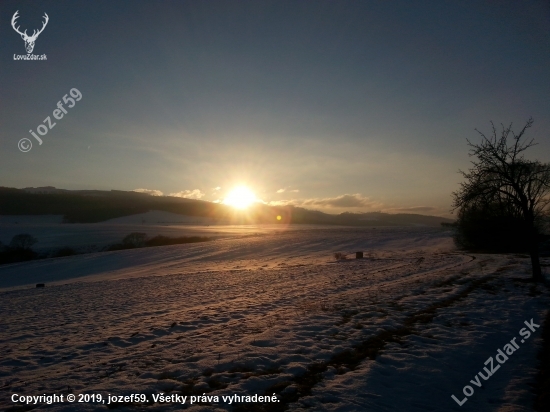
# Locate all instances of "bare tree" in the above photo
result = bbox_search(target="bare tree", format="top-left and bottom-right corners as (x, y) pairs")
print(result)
(452, 117), (550, 281)
(9, 234), (38, 250)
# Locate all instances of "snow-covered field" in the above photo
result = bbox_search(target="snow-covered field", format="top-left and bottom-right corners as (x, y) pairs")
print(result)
(0, 212), (273, 253)
(1, 225), (549, 411)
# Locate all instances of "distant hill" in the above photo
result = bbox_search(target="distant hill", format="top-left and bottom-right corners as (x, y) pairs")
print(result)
(0, 187), (453, 226)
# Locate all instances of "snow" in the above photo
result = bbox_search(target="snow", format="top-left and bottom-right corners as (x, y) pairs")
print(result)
(0, 225), (548, 411)
(101, 210), (216, 225)
(0, 212), (241, 252)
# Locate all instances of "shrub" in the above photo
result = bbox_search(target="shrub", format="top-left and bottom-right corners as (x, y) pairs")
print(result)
(453, 203), (533, 253)
(52, 247), (77, 258)
(121, 232), (148, 248)
(0, 235), (38, 264)
(334, 252), (347, 260)
(9, 234), (38, 250)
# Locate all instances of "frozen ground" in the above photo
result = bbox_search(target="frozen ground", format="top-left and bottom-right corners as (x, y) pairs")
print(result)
(0, 226), (549, 411)
(0, 212), (275, 253)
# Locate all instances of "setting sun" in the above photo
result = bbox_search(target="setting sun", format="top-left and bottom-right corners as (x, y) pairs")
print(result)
(223, 186), (258, 209)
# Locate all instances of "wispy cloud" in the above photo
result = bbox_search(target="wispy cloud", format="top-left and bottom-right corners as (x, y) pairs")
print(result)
(303, 194), (381, 208)
(169, 189), (205, 199)
(268, 196), (446, 216)
(134, 188), (163, 196)
(385, 206), (437, 213)
(270, 193), (383, 210)
(277, 187), (299, 194)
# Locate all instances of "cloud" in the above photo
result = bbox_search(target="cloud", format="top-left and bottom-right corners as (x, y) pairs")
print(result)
(213, 187), (221, 191)
(269, 197), (445, 217)
(277, 187), (299, 193)
(385, 206), (437, 213)
(303, 194), (379, 208)
(169, 189), (205, 199)
(270, 194), (383, 210)
(134, 188), (163, 196)
(268, 200), (293, 206)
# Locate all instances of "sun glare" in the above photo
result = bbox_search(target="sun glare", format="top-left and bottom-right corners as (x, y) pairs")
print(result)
(223, 186), (258, 209)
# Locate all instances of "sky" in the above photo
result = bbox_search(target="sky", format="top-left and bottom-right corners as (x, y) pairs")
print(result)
(1, 0), (549, 218)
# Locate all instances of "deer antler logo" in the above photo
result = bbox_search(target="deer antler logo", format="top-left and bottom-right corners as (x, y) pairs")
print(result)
(11, 10), (49, 54)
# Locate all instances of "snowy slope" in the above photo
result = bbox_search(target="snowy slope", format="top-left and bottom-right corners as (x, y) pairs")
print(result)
(0, 227), (548, 411)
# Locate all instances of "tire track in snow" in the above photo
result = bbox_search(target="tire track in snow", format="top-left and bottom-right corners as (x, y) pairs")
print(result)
(236, 269), (495, 412)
